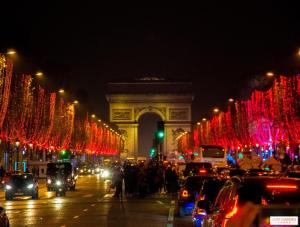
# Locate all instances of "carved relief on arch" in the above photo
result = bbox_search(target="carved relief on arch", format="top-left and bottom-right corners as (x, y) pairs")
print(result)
(134, 106), (166, 121)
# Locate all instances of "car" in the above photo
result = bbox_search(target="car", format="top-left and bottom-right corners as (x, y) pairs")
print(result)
(202, 176), (300, 227)
(183, 162), (213, 177)
(177, 175), (225, 217)
(245, 168), (274, 176)
(192, 177), (226, 226)
(0, 207), (9, 227)
(78, 165), (94, 175)
(46, 162), (77, 191)
(5, 173), (39, 200)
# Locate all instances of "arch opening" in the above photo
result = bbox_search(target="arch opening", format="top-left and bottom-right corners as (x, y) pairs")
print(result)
(138, 112), (162, 158)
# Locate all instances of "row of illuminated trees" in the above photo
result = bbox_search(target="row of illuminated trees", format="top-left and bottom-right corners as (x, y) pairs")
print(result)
(178, 75), (300, 156)
(0, 54), (124, 155)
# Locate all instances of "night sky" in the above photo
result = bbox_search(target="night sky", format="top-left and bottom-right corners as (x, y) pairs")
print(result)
(1, 2), (300, 122)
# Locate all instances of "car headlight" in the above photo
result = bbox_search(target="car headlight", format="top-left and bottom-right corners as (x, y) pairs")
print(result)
(47, 179), (52, 184)
(27, 184), (34, 189)
(56, 180), (62, 186)
(6, 185), (12, 190)
(102, 170), (109, 178)
(80, 170), (83, 173)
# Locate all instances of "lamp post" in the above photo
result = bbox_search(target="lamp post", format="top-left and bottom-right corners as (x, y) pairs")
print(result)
(15, 139), (20, 171)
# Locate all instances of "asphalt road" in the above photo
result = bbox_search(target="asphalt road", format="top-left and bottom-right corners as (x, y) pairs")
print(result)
(0, 175), (192, 227)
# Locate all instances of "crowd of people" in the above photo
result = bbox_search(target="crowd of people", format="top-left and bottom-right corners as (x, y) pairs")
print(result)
(110, 160), (180, 198)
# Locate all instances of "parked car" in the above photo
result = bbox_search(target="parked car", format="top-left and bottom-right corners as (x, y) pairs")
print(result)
(5, 173), (39, 200)
(202, 176), (300, 227)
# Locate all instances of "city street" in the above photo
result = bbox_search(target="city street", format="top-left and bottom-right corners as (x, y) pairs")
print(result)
(0, 175), (191, 227)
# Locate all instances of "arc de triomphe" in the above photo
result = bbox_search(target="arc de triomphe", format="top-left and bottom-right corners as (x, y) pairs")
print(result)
(106, 78), (194, 160)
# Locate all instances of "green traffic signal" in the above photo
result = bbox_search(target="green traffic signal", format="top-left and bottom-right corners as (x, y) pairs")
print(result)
(150, 148), (156, 157)
(157, 131), (164, 139)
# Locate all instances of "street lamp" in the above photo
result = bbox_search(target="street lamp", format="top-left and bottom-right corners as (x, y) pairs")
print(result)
(58, 89), (65, 94)
(6, 49), (16, 55)
(15, 139), (20, 171)
(91, 114), (96, 118)
(266, 72), (274, 78)
(73, 100), (79, 104)
(197, 122), (201, 125)
(228, 98), (234, 102)
(213, 108), (219, 113)
(202, 118), (207, 122)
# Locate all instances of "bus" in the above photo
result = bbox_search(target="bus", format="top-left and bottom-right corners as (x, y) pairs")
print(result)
(194, 145), (227, 168)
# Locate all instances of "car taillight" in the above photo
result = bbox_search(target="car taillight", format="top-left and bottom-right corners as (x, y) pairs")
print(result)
(261, 197), (268, 205)
(199, 169), (207, 174)
(222, 195), (239, 227)
(196, 208), (207, 215)
(266, 184), (297, 190)
(181, 189), (189, 199)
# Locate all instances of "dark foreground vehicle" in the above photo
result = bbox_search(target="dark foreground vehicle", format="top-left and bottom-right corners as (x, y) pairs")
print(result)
(177, 175), (225, 217)
(0, 207), (9, 227)
(202, 176), (300, 227)
(5, 174), (38, 200)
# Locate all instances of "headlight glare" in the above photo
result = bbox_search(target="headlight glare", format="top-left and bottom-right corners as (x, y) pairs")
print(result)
(27, 184), (34, 189)
(56, 180), (62, 186)
(6, 185), (12, 190)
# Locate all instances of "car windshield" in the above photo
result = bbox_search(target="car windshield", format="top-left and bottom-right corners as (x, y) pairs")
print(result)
(238, 179), (300, 205)
(201, 146), (225, 158)
(10, 175), (33, 185)
(47, 163), (72, 175)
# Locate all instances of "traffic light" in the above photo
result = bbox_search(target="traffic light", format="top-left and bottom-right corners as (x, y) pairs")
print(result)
(59, 150), (70, 160)
(156, 121), (164, 140)
(149, 148), (156, 157)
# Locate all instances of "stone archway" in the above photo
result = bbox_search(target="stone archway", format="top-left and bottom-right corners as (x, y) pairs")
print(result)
(106, 79), (194, 160)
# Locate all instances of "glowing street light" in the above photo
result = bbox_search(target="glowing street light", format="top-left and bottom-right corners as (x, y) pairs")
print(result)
(58, 89), (65, 94)
(91, 114), (96, 118)
(73, 100), (79, 104)
(197, 122), (201, 125)
(297, 48), (300, 56)
(213, 108), (219, 113)
(266, 71), (274, 78)
(228, 98), (234, 102)
(35, 71), (44, 77)
(202, 118), (207, 121)
(6, 49), (16, 55)
(98, 119), (101, 122)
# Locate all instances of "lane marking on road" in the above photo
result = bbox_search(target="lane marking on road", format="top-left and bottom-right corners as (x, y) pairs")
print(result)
(73, 215), (79, 219)
(82, 194), (93, 198)
(91, 204), (96, 207)
(167, 200), (175, 227)
(83, 209), (88, 212)
(104, 193), (114, 198)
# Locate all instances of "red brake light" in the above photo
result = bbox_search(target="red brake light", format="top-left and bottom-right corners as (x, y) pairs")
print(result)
(199, 169), (207, 174)
(181, 189), (189, 198)
(266, 184), (297, 190)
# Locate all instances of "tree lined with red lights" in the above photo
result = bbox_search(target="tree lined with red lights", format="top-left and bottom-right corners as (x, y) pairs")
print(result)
(179, 75), (299, 154)
(0, 54), (124, 155)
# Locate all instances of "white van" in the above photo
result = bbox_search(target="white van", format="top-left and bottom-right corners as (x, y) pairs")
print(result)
(194, 145), (227, 168)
